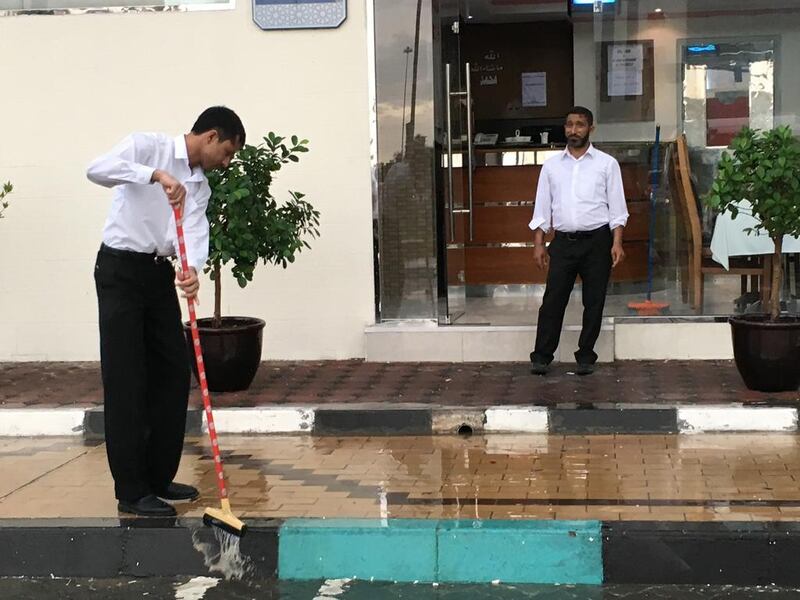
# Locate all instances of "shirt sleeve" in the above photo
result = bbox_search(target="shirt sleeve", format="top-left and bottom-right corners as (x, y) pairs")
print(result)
(86, 133), (157, 188)
(178, 182), (211, 272)
(607, 159), (629, 230)
(529, 161), (553, 233)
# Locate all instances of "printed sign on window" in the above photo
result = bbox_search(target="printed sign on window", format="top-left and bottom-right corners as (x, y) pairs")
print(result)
(608, 43), (643, 96)
(521, 72), (547, 108)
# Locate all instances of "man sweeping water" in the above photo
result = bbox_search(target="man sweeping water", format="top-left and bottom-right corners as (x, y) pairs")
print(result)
(87, 106), (246, 517)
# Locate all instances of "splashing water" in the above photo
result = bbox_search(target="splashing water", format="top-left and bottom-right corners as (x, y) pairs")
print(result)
(315, 578), (353, 598)
(191, 527), (253, 581)
(174, 576), (219, 600)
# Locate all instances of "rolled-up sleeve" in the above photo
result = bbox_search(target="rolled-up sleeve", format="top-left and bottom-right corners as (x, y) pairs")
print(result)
(607, 159), (629, 230)
(86, 133), (157, 188)
(529, 162), (552, 233)
(179, 183), (211, 272)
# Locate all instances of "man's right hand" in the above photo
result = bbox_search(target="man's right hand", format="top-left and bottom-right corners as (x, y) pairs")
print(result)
(152, 170), (186, 216)
(533, 244), (549, 270)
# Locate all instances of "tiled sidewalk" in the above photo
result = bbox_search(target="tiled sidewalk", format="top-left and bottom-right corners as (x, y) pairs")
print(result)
(3, 434), (800, 522)
(1, 360), (798, 409)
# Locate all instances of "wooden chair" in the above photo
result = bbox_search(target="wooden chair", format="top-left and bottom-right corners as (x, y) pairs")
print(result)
(670, 134), (768, 312)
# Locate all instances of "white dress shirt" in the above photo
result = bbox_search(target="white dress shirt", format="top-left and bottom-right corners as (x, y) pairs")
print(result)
(528, 144), (629, 234)
(87, 133), (211, 271)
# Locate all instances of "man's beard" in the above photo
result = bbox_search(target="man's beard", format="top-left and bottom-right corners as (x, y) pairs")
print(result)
(567, 133), (590, 149)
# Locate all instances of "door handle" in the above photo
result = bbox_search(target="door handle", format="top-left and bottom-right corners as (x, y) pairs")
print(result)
(465, 61), (474, 242)
(445, 63), (455, 242)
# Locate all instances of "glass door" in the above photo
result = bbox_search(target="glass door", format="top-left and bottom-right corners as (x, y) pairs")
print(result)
(436, 0), (473, 324)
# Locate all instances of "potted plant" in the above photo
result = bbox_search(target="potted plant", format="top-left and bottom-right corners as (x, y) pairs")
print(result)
(185, 133), (320, 392)
(0, 181), (12, 218)
(705, 125), (800, 392)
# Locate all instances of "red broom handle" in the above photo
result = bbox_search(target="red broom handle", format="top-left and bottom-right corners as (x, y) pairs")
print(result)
(173, 206), (228, 501)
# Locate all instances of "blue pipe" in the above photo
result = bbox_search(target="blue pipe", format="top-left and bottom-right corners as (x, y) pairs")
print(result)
(646, 125), (661, 302)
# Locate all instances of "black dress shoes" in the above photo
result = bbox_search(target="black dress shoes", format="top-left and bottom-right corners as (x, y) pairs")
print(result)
(118, 494), (177, 517)
(154, 482), (200, 501)
(531, 360), (550, 375)
(576, 363), (595, 376)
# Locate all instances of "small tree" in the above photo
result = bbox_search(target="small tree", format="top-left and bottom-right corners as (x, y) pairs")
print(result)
(705, 126), (800, 320)
(205, 133), (320, 327)
(0, 182), (13, 218)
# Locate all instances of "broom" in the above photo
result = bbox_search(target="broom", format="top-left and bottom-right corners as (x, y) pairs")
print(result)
(628, 125), (669, 316)
(173, 206), (247, 538)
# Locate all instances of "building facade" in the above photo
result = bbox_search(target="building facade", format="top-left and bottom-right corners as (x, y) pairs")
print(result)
(1, 0), (798, 361)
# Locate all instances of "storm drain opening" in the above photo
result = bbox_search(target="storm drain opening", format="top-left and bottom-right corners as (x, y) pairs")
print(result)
(458, 424), (473, 436)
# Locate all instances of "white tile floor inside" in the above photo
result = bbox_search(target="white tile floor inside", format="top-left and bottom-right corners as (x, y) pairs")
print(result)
(451, 276), (782, 326)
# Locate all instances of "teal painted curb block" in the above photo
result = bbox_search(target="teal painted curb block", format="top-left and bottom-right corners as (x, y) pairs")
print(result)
(278, 519), (437, 582)
(278, 519), (603, 584)
(438, 520), (602, 584)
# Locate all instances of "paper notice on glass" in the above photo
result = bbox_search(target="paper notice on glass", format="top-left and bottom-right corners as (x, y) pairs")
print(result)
(521, 72), (547, 107)
(608, 44), (643, 96)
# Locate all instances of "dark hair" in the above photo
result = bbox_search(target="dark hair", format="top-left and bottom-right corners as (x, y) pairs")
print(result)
(192, 106), (246, 147)
(566, 106), (594, 127)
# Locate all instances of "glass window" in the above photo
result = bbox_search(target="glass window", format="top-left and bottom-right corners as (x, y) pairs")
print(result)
(682, 39), (775, 149)
(373, 0), (438, 320)
(371, 0), (800, 323)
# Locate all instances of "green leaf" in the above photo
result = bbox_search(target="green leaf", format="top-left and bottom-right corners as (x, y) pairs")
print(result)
(706, 125), (800, 319)
(204, 133), (320, 310)
(0, 181), (13, 219)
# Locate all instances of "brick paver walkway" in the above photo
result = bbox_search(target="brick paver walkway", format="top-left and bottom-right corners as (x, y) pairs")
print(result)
(1, 360), (797, 410)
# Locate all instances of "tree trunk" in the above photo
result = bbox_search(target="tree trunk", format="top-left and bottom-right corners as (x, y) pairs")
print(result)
(406, 0), (422, 152)
(770, 235), (783, 321)
(213, 261), (222, 328)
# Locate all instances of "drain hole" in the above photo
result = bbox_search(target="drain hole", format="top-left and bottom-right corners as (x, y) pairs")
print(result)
(458, 424), (473, 436)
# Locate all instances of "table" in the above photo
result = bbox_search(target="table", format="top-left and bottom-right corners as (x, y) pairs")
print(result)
(710, 204), (800, 270)
(710, 202), (800, 304)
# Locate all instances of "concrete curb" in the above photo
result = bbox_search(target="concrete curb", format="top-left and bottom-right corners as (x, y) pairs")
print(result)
(0, 517), (279, 579)
(4, 518), (800, 585)
(1, 405), (798, 437)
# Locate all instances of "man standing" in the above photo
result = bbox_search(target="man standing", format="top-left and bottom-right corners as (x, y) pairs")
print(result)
(87, 106), (245, 516)
(529, 106), (628, 376)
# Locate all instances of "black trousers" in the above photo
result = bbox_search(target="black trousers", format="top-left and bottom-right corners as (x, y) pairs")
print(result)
(94, 246), (190, 501)
(531, 226), (613, 366)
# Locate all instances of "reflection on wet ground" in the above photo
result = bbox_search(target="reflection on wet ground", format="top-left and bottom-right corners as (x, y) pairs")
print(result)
(2, 433), (800, 522)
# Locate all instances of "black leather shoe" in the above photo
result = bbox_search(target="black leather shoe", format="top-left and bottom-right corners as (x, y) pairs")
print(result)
(576, 363), (595, 376)
(531, 360), (550, 375)
(118, 494), (177, 517)
(154, 482), (200, 501)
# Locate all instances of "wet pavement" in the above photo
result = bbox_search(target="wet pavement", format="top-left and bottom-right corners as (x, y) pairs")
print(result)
(1, 360), (797, 410)
(3, 433), (800, 521)
(2, 578), (800, 599)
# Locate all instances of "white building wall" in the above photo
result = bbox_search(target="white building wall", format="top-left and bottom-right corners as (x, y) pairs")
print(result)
(0, 0), (375, 360)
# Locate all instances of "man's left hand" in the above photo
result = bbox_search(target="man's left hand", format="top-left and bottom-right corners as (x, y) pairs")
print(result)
(611, 242), (626, 268)
(176, 267), (200, 300)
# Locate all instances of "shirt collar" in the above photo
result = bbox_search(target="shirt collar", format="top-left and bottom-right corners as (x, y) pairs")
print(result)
(173, 134), (206, 183)
(562, 143), (596, 160)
